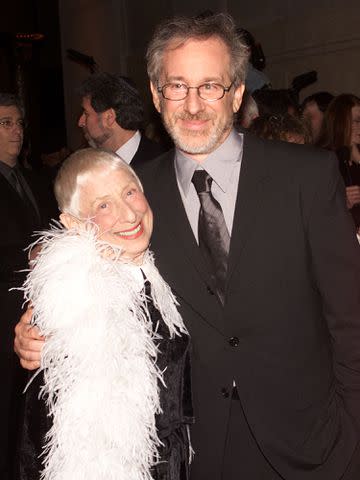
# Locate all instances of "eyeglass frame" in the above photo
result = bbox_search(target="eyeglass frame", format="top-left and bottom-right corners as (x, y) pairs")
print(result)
(157, 82), (234, 102)
(0, 119), (25, 130)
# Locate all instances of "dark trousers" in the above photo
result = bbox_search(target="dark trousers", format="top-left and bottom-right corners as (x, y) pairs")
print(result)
(0, 288), (27, 480)
(222, 389), (360, 480)
(222, 389), (282, 479)
(342, 440), (360, 480)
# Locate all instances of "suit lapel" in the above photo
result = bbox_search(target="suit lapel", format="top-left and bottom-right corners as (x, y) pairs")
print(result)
(227, 134), (270, 285)
(131, 136), (147, 169)
(143, 137), (271, 327)
(152, 152), (214, 285)
(131, 135), (166, 169)
(0, 174), (33, 223)
(145, 152), (224, 326)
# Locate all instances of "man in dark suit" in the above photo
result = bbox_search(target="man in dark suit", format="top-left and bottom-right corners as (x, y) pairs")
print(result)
(140, 13), (360, 479)
(0, 93), (56, 479)
(14, 14), (360, 480)
(77, 72), (166, 168)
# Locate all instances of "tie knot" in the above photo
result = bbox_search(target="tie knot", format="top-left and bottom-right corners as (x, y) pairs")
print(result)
(192, 170), (212, 194)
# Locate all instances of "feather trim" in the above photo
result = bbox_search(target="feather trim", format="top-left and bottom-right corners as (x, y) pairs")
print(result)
(22, 225), (187, 480)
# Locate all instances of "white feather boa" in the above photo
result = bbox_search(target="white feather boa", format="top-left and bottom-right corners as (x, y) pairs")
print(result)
(22, 225), (187, 480)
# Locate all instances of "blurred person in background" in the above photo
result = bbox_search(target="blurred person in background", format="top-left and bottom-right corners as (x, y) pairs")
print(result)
(318, 94), (360, 228)
(0, 92), (56, 480)
(235, 90), (259, 129)
(249, 113), (311, 144)
(77, 72), (166, 168)
(252, 88), (299, 117)
(301, 91), (334, 144)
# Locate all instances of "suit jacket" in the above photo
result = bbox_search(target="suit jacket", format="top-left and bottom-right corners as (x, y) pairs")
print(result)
(0, 165), (57, 479)
(130, 134), (168, 169)
(138, 133), (360, 480)
(0, 167), (57, 284)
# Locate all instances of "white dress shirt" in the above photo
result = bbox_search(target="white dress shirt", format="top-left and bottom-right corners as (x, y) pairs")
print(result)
(115, 130), (141, 164)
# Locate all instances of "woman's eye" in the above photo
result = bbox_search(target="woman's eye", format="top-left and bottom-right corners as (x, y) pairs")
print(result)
(99, 203), (108, 209)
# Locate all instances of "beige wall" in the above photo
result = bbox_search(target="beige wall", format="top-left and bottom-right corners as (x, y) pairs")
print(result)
(229, 3), (360, 101)
(59, 0), (129, 149)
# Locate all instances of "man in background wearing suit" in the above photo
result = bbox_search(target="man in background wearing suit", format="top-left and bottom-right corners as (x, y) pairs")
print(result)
(0, 93), (55, 479)
(14, 14), (360, 480)
(77, 72), (165, 167)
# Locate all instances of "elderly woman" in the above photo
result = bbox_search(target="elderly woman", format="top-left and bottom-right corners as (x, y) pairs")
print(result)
(18, 148), (193, 480)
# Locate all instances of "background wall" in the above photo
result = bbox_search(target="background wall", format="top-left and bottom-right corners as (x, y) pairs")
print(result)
(0, 0), (66, 163)
(58, 0), (360, 149)
(232, 3), (360, 100)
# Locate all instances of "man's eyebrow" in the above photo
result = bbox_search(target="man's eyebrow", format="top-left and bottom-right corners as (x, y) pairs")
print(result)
(0, 115), (23, 120)
(165, 75), (226, 83)
(163, 76), (186, 83)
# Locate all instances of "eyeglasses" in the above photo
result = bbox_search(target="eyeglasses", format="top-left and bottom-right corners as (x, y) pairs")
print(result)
(0, 119), (25, 130)
(157, 82), (233, 102)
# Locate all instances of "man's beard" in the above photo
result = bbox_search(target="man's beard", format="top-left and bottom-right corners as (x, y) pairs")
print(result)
(84, 132), (98, 148)
(83, 128), (111, 149)
(161, 111), (233, 155)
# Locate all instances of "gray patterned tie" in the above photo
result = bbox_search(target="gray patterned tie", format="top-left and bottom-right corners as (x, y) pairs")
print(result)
(192, 170), (230, 305)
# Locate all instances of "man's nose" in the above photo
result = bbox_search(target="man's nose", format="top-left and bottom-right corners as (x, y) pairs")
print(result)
(78, 113), (85, 128)
(12, 122), (23, 135)
(183, 88), (205, 115)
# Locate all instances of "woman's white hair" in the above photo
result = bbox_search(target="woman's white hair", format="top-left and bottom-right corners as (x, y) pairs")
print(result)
(54, 148), (143, 216)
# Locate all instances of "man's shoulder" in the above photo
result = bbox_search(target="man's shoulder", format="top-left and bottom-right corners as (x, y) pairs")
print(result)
(133, 135), (170, 166)
(136, 148), (175, 178)
(243, 131), (337, 180)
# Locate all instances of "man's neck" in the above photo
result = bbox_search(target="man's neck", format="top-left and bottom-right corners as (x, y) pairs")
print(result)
(105, 128), (137, 154)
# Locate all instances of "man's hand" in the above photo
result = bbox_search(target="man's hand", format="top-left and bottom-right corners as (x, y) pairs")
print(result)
(14, 307), (44, 370)
(346, 185), (360, 209)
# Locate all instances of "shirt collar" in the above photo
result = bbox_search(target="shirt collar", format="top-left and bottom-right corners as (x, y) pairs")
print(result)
(115, 130), (141, 164)
(0, 160), (19, 180)
(175, 129), (243, 196)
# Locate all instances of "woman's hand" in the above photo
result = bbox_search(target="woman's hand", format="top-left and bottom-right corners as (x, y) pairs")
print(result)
(14, 307), (44, 370)
(346, 185), (360, 209)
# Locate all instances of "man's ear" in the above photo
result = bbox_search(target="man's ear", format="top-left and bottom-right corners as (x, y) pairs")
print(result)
(150, 82), (161, 113)
(103, 108), (116, 127)
(232, 83), (245, 113)
(59, 212), (81, 230)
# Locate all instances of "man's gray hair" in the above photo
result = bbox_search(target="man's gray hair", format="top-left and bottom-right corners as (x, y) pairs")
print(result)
(146, 13), (249, 88)
(0, 93), (25, 117)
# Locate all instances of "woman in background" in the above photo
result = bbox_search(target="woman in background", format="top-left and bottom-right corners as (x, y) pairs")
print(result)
(318, 94), (360, 228)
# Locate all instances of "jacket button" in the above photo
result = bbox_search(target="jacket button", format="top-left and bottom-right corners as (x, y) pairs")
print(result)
(228, 336), (240, 347)
(206, 286), (215, 295)
(221, 387), (229, 398)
